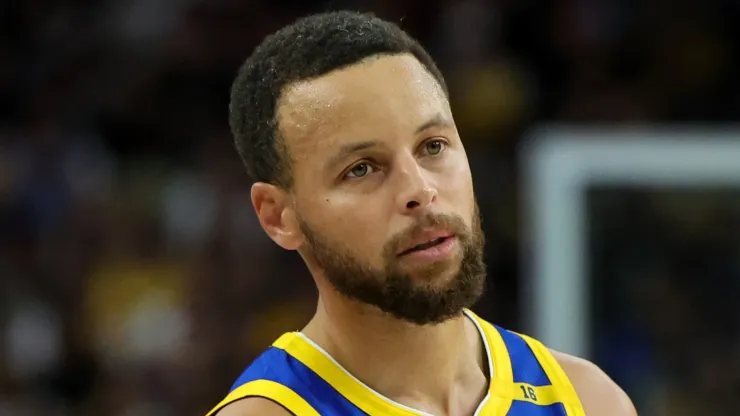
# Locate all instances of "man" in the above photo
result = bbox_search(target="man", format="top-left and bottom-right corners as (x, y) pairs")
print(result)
(208, 11), (636, 416)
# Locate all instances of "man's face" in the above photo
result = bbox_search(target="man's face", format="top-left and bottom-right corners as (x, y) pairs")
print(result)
(277, 54), (485, 325)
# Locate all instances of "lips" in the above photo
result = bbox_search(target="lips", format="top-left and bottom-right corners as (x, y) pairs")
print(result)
(398, 230), (454, 256)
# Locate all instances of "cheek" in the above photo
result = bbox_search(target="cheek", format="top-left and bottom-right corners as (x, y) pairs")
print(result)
(309, 198), (389, 262)
(441, 155), (475, 205)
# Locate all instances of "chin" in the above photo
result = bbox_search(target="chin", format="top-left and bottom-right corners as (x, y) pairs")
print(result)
(407, 259), (463, 286)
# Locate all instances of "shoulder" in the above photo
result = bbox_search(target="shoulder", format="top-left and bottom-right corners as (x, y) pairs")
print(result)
(213, 397), (294, 416)
(551, 350), (637, 416)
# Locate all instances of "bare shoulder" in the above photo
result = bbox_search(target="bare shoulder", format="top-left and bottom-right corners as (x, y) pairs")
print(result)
(213, 397), (294, 416)
(551, 350), (638, 416)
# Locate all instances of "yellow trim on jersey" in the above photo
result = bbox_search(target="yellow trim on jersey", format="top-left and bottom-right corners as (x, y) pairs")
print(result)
(518, 333), (586, 416)
(490, 383), (561, 406)
(465, 310), (515, 415)
(205, 379), (320, 416)
(273, 333), (424, 416)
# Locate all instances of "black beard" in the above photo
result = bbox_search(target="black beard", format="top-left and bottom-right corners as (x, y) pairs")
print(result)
(299, 207), (486, 325)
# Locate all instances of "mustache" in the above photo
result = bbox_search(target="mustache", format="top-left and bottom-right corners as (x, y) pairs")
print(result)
(384, 213), (469, 257)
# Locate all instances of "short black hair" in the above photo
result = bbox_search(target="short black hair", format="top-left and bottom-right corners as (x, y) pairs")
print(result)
(229, 10), (448, 188)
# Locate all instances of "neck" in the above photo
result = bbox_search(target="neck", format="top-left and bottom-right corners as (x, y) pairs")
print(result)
(301, 292), (488, 415)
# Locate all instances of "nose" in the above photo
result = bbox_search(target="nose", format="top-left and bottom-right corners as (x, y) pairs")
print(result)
(395, 158), (437, 214)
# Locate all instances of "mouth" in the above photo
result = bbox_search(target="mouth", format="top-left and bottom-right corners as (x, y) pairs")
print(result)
(399, 235), (453, 256)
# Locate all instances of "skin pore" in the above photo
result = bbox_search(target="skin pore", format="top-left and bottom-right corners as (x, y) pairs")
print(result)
(228, 53), (637, 416)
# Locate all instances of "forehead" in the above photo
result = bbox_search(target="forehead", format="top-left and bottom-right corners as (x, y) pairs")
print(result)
(276, 54), (450, 162)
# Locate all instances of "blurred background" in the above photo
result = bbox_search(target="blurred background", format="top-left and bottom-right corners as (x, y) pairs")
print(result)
(1, 0), (739, 415)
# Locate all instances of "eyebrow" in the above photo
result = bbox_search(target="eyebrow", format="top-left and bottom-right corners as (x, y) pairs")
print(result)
(327, 140), (379, 169)
(415, 113), (454, 134)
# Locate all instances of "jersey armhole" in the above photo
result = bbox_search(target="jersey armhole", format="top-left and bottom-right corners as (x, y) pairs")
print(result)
(211, 396), (297, 416)
(205, 379), (321, 416)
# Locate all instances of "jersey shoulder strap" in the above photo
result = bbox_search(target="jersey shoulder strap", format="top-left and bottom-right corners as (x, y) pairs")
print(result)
(465, 311), (586, 415)
(206, 379), (320, 416)
(205, 336), (322, 416)
(205, 333), (367, 416)
(499, 324), (586, 416)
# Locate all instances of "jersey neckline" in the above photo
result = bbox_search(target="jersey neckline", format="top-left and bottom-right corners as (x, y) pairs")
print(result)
(271, 309), (515, 416)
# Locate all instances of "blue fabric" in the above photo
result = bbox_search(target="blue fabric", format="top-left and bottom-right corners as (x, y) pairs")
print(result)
(507, 400), (568, 415)
(231, 347), (366, 415)
(495, 326), (551, 386)
(228, 327), (574, 415)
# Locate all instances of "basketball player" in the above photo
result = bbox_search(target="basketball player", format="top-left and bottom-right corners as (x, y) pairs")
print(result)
(207, 11), (636, 416)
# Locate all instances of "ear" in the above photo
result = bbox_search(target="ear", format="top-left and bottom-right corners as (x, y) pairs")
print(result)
(251, 182), (302, 250)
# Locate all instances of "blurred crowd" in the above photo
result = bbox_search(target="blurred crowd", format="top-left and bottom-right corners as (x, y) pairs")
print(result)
(0, 1), (739, 415)
(589, 190), (740, 415)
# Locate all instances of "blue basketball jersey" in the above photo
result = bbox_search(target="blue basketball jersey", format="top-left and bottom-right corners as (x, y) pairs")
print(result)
(206, 310), (585, 415)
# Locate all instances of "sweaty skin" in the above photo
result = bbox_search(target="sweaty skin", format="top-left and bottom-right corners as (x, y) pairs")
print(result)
(222, 54), (637, 416)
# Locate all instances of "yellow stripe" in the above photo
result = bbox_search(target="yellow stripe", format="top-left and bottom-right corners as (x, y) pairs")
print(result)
(518, 333), (586, 416)
(489, 383), (561, 406)
(205, 379), (320, 416)
(274, 333), (422, 416)
(465, 311), (514, 416)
